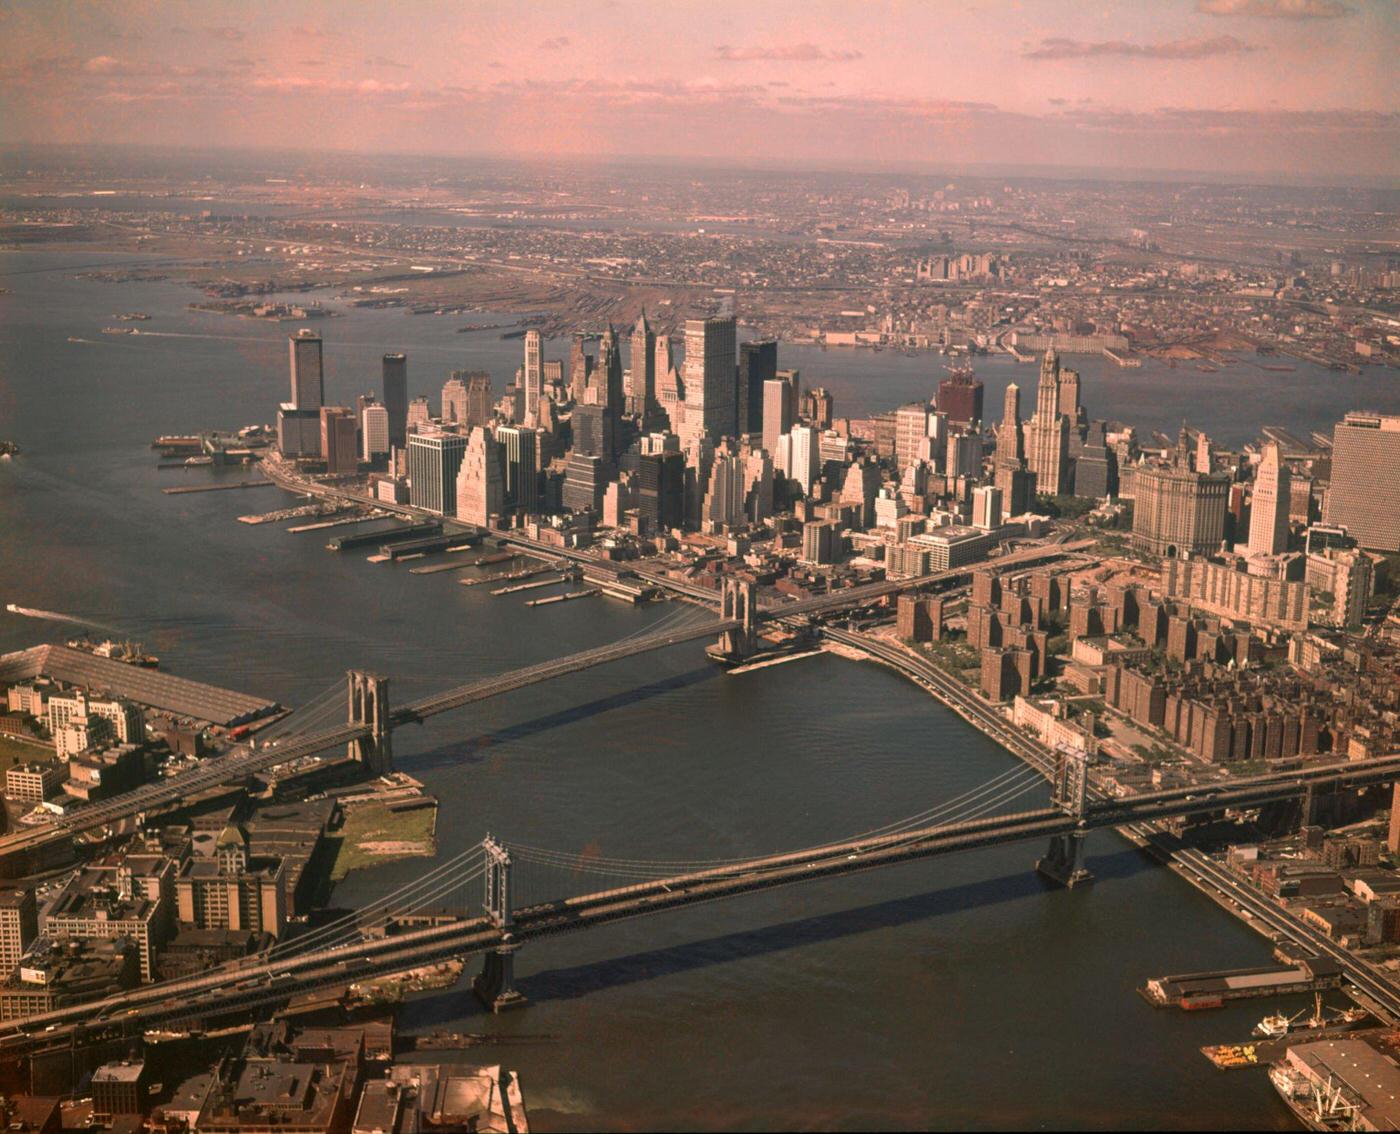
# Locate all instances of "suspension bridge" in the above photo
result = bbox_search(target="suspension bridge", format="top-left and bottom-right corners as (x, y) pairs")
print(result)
(6, 739), (1400, 1053)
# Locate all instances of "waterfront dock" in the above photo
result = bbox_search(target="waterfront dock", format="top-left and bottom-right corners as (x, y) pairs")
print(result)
(527, 588), (599, 607)
(1139, 958), (1342, 1010)
(327, 521), (441, 552)
(493, 576), (567, 596)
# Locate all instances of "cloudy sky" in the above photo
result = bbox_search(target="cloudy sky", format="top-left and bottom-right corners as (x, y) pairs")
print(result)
(1, 0), (1396, 179)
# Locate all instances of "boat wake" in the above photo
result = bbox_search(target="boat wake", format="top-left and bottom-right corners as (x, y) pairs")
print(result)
(4, 604), (115, 631)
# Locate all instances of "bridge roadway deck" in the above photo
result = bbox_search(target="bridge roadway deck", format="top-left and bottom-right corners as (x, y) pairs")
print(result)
(0, 618), (737, 861)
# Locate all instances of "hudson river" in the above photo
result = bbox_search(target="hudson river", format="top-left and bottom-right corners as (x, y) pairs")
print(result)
(6, 250), (1396, 1128)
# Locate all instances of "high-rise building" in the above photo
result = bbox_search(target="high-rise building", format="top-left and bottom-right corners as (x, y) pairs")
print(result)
(802, 386), (834, 432)
(1072, 420), (1116, 500)
(361, 403), (390, 462)
(628, 312), (656, 418)
(495, 424), (539, 514)
(455, 427), (505, 526)
(407, 397), (431, 431)
(787, 424), (820, 495)
(1024, 350), (1070, 497)
(681, 315), (738, 442)
(288, 329), (323, 411)
(762, 370), (799, 456)
(0, 890), (37, 975)
(639, 451), (686, 532)
(972, 485), (1003, 530)
(319, 406), (358, 475)
(895, 403), (931, 471)
(738, 340), (778, 436)
(1248, 441), (1292, 556)
(382, 353), (408, 448)
(522, 331), (543, 425)
(1131, 432), (1231, 556)
(277, 405), (321, 458)
(937, 372), (984, 426)
(655, 333), (680, 419)
(1324, 412), (1400, 551)
(563, 453), (607, 514)
(407, 430), (469, 516)
(456, 371), (493, 430)
(569, 335), (594, 403)
(441, 376), (469, 424)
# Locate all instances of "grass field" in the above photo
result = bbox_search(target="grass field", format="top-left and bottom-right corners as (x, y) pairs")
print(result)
(330, 801), (438, 882)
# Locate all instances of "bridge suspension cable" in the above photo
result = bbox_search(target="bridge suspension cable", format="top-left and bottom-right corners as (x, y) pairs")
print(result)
(501, 762), (1050, 881)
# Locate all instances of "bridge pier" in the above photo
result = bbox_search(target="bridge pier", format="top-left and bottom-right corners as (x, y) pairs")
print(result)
(347, 671), (392, 774)
(713, 576), (757, 662)
(474, 836), (528, 1012)
(1037, 746), (1094, 888)
(1036, 828), (1093, 888)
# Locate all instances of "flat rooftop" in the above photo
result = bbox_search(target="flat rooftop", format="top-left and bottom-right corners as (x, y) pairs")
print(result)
(0, 644), (279, 727)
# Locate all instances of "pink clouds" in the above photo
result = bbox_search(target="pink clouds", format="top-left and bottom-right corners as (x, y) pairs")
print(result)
(1024, 35), (1257, 61)
(1197, 0), (1352, 17)
(714, 43), (863, 63)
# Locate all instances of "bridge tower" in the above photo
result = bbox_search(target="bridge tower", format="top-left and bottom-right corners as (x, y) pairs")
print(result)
(1036, 746), (1094, 888)
(473, 835), (528, 1012)
(346, 671), (392, 775)
(716, 576), (757, 661)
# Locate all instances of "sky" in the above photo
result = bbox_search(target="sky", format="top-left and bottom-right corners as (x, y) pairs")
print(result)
(1, 0), (1397, 180)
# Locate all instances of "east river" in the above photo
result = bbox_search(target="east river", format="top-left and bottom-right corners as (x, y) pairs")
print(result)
(3, 250), (1398, 1128)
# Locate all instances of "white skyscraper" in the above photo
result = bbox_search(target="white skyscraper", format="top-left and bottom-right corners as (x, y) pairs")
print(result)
(361, 403), (390, 461)
(522, 330), (543, 425)
(788, 424), (820, 495)
(455, 426), (505, 527)
(681, 315), (737, 443)
(1248, 440), (1291, 556)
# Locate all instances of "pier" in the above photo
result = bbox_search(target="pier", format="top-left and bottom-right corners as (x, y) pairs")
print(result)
(162, 480), (276, 495)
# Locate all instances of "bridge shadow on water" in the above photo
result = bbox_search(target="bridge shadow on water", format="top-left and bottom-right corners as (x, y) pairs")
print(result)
(398, 666), (720, 772)
(405, 847), (1153, 1023)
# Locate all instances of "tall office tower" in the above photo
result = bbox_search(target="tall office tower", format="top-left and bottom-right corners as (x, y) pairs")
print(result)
(569, 335), (594, 403)
(1131, 430), (1231, 556)
(382, 353), (408, 447)
(937, 372), (984, 426)
(997, 383), (1023, 466)
(761, 371), (799, 456)
(639, 451), (686, 532)
(571, 403), (613, 463)
(681, 315), (738, 442)
(1324, 412), (1400, 551)
(1073, 420), (1116, 500)
(628, 311), (656, 417)
(598, 324), (625, 412)
(0, 889), (37, 974)
(1024, 350), (1069, 496)
(458, 371), (493, 430)
(802, 387), (835, 431)
(360, 403), (390, 461)
(495, 424), (540, 515)
(441, 376), (469, 424)
(1249, 441), (1292, 556)
(703, 449), (749, 530)
(738, 340), (778, 436)
(522, 331), (543, 425)
(455, 426), (505, 527)
(319, 406), (358, 475)
(288, 329), (324, 410)
(894, 402), (931, 471)
(277, 406), (321, 458)
(407, 397), (432, 431)
(788, 424), (820, 495)
(972, 485), (1003, 531)
(1195, 431), (1213, 475)
(407, 430), (469, 516)
(840, 459), (878, 529)
(1057, 367), (1082, 430)
(743, 447), (775, 523)
(563, 453), (607, 514)
(946, 430), (982, 479)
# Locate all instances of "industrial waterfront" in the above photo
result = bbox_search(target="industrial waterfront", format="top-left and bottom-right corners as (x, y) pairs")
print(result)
(2, 249), (1375, 1127)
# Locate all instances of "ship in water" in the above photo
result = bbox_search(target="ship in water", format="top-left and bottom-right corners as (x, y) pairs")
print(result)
(1253, 993), (1367, 1039)
(101, 326), (141, 335)
(64, 636), (160, 668)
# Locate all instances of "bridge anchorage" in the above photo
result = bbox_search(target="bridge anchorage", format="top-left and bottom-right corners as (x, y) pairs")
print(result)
(473, 836), (528, 1013)
(708, 576), (758, 663)
(347, 671), (392, 774)
(1036, 746), (1093, 888)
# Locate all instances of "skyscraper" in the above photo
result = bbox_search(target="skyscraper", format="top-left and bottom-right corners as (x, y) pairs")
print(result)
(1132, 429), (1231, 557)
(802, 386), (834, 432)
(288, 329), (324, 410)
(455, 426), (505, 527)
(628, 312), (656, 418)
(319, 406), (358, 475)
(569, 334), (594, 403)
(360, 403), (390, 462)
(407, 431), (469, 516)
(788, 424), (820, 495)
(441, 376), (469, 424)
(762, 371), (799, 457)
(382, 353), (407, 448)
(522, 331), (543, 425)
(937, 372), (984, 426)
(894, 403), (931, 471)
(1248, 441), (1291, 556)
(639, 451), (686, 532)
(1324, 412), (1400, 551)
(1024, 350), (1069, 497)
(495, 424), (539, 515)
(681, 315), (738, 442)
(738, 340), (778, 437)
